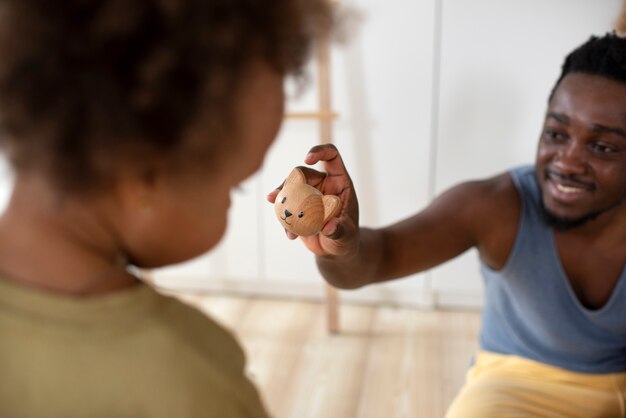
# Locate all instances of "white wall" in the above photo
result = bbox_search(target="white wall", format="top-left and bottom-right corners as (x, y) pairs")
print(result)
(0, 2), (618, 308)
(145, 1), (624, 308)
(0, 157), (12, 214)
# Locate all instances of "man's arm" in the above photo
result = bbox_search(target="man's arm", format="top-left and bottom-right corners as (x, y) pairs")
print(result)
(316, 176), (518, 288)
(268, 144), (520, 289)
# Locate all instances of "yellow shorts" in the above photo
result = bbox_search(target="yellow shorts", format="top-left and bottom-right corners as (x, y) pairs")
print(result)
(445, 351), (626, 418)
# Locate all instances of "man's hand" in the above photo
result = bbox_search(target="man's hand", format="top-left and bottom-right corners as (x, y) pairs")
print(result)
(267, 144), (359, 257)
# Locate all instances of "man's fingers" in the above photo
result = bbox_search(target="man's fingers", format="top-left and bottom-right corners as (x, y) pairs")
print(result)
(294, 165), (328, 188)
(305, 143), (339, 164)
(305, 144), (348, 177)
(266, 188), (279, 203)
(321, 217), (339, 237)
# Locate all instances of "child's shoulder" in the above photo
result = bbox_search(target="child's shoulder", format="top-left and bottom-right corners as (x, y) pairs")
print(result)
(147, 288), (247, 370)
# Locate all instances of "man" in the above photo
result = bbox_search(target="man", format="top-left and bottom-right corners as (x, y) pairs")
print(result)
(270, 33), (626, 417)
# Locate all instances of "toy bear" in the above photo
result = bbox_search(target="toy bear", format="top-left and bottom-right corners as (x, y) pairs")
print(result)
(274, 167), (341, 236)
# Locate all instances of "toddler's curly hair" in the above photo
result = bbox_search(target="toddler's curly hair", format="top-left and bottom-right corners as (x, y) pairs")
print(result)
(0, 0), (332, 192)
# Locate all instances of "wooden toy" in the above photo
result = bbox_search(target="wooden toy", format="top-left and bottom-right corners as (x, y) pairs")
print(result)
(275, 168), (341, 236)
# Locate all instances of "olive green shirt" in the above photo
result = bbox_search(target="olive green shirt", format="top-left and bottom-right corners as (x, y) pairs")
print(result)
(0, 278), (271, 418)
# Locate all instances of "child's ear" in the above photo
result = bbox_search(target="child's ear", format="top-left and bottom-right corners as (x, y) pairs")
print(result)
(284, 167), (306, 186)
(322, 195), (341, 223)
(116, 162), (160, 212)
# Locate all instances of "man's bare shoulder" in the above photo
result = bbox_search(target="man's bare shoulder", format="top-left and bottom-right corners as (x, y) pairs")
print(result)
(453, 171), (521, 268)
(441, 171), (519, 217)
(468, 171), (518, 207)
(376, 170), (522, 278)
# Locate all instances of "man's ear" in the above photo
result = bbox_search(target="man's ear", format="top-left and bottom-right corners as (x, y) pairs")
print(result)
(284, 167), (307, 186)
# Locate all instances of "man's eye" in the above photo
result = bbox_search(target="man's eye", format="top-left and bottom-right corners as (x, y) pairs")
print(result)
(544, 129), (566, 142)
(281, 197), (286, 204)
(592, 143), (617, 153)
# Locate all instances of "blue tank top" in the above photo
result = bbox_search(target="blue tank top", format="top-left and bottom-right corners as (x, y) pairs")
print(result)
(479, 165), (626, 373)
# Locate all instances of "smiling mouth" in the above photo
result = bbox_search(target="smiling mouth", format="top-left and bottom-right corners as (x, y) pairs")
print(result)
(555, 183), (588, 194)
(546, 170), (594, 192)
(280, 216), (291, 226)
(543, 171), (597, 207)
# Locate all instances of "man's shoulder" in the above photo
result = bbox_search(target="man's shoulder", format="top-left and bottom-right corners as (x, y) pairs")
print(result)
(453, 169), (520, 215)
(453, 169), (523, 268)
(428, 169), (521, 234)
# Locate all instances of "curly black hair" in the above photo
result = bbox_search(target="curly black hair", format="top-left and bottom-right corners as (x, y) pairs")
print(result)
(0, 0), (332, 192)
(550, 32), (626, 100)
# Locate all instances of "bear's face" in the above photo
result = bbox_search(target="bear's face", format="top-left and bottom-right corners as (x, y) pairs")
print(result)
(274, 168), (340, 236)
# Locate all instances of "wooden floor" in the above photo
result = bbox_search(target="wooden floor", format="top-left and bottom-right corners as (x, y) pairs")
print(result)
(176, 293), (482, 418)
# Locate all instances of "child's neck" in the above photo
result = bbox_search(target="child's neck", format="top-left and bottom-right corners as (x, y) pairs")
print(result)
(0, 176), (140, 296)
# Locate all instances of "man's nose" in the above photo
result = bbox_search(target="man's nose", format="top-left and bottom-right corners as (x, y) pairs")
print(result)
(554, 140), (587, 174)
(284, 209), (292, 218)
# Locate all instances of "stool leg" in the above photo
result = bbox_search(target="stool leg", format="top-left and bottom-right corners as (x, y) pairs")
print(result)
(617, 0), (626, 36)
(325, 283), (340, 333)
(316, 3), (340, 335)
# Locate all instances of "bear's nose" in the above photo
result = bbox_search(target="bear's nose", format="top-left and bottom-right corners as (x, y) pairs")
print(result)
(284, 209), (292, 218)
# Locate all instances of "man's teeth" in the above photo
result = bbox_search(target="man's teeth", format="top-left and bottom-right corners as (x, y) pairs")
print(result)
(555, 183), (583, 194)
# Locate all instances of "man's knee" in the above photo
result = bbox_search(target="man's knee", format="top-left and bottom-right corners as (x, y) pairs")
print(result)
(445, 380), (525, 418)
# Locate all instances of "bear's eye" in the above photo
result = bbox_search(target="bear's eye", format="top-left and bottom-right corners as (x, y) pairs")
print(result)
(281, 196), (286, 204)
(298, 211), (304, 218)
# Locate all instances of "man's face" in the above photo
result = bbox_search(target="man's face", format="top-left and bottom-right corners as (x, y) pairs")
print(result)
(536, 73), (626, 230)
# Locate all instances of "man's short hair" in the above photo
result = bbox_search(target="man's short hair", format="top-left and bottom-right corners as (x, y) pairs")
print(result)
(551, 32), (626, 99)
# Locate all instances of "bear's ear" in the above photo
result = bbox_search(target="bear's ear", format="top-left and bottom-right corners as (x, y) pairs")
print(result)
(322, 195), (341, 224)
(284, 167), (306, 186)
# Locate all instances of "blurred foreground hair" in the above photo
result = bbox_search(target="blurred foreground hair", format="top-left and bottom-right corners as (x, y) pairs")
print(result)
(0, 0), (333, 192)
